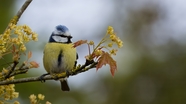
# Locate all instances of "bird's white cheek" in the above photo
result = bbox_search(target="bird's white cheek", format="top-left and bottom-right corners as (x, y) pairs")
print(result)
(52, 36), (67, 42)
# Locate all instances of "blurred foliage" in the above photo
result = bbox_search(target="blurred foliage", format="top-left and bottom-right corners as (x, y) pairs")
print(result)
(1, 1), (186, 104)
(101, 2), (186, 104)
(0, 0), (15, 32)
(0, 0), (16, 71)
(103, 43), (186, 104)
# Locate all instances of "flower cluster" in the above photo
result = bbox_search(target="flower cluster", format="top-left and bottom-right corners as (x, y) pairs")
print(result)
(71, 26), (123, 76)
(0, 18), (39, 103)
(107, 26), (123, 48)
(0, 77), (19, 104)
(0, 20), (38, 59)
(86, 26), (123, 60)
(29, 94), (51, 104)
(72, 26), (123, 75)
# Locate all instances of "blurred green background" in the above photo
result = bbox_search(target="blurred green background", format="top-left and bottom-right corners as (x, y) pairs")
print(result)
(1, 0), (186, 104)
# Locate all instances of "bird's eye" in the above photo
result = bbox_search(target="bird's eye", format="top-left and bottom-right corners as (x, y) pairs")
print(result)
(52, 36), (67, 43)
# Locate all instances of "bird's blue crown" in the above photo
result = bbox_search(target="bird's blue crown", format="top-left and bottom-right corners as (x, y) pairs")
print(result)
(56, 25), (69, 33)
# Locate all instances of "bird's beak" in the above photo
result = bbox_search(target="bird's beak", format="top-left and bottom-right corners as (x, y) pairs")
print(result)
(67, 35), (72, 39)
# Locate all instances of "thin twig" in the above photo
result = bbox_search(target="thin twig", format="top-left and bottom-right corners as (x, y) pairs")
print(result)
(19, 62), (26, 70)
(16, 0), (32, 23)
(5, 61), (19, 79)
(9, 68), (29, 78)
(71, 61), (97, 75)
(0, 61), (98, 85)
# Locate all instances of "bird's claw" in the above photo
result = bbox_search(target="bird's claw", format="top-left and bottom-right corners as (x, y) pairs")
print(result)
(65, 70), (70, 77)
(39, 73), (49, 83)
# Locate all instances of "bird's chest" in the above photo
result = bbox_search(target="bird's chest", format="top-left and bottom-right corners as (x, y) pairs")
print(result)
(43, 43), (76, 74)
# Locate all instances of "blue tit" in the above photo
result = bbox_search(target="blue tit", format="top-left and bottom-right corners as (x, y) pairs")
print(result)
(43, 25), (78, 91)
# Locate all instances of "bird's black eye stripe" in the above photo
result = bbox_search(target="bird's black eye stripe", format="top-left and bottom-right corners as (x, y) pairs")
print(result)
(58, 50), (63, 67)
(52, 34), (66, 38)
(53, 34), (72, 39)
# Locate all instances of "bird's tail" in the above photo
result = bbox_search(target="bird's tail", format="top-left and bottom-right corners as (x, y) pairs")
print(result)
(60, 79), (70, 91)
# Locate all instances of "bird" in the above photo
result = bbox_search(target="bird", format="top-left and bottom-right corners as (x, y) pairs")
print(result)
(42, 25), (78, 91)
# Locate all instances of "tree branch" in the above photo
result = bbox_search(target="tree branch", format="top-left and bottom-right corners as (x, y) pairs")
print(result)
(3, 0), (32, 33)
(0, 61), (97, 85)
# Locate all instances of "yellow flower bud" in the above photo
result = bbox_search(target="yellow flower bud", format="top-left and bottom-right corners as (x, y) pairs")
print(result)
(89, 41), (94, 45)
(32, 33), (38, 41)
(29, 94), (37, 103)
(110, 49), (118, 55)
(117, 40), (123, 48)
(38, 94), (45, 100)
(108, 43), (113, 47)
(95, 50), (102, 56)
(110, 34), (117, 42)
(14, 101), (20, 104)
(46, 101), (52, 104)
(107, 26), (114, 34)
(20, 45), (26, 51)
(12, 92), (19, 98)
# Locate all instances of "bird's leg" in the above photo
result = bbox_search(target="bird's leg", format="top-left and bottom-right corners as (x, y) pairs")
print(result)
(39, 73), (50, 82)
(65, 70), (70, 77)
(74, 60), (77, 69)
(53, 74), (60, 81)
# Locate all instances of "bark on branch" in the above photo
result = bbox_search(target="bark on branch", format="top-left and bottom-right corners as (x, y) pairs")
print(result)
(0, 60), (97, 85)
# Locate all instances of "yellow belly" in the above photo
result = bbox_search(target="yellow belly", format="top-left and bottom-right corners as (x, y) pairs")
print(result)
(43, 43), (76, 74)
